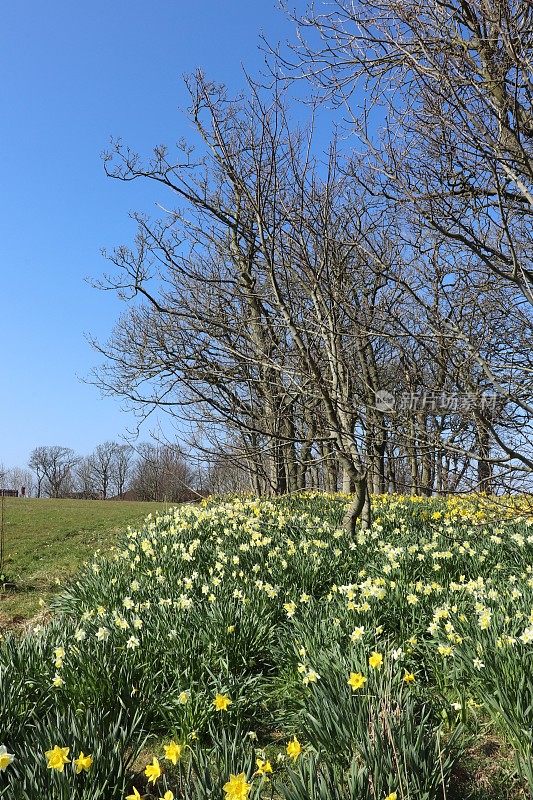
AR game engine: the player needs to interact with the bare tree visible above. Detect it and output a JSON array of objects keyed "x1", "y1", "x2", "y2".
[
  {"x1": 75, "y1": 456, "x2": 98, "y2": 499},
  {"x1": 28, "y1": 446, "x2": 79, "y2": 499},
  {"x1": 2, "y1": 467, "x2": 35, "y2": 497},
  {"x1": 280, "y1": 0, "x2": 533, "y2": 484},
  {"x1": 111, "y1": 443, "x2": 133, "y2": 499},
  {"x1": 92, "y1": 18, "x2": 532, "y2": 526},
  {"x1": 73, "y1": 442, "x2": 133, "y2": 499},
  {"x1": 28, "y1": 450, "x2": 46, "y2": 498},
  {"x1": 132, "y1": 443, "x2": 195, "y2": 502},
  {"x1": 95, "y1": 74, "x2": 389, "y2": 528},
  {"x1": 285, "y1": 0, "x2": 533, "y2": 301},
  {"x1": 88, "y1": 441, "x2": 118, "y2": 499}
]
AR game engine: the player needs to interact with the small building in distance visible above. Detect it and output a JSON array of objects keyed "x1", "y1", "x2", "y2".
[{"x1": 0, "y1": 489, "x2": 19, "y2": 497}]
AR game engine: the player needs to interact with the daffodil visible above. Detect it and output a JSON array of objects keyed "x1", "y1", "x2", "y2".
[
  {"x1": 347, "y1": 672, "x2": 367, "y2": 690},
  {"x1": 0, "y1": 746, "x2": 14, "y2": 771},
  {"x1": 223, "y1": 772, "x2": 251, "y2": 800},
  {"x1": 73, "y1": 751, "x2": 93, "y2": 773},
  {"x1": 126, "y1": 788, "x2": 142, "y2": 800},
  {"x1": 350, "y1": 626, "x2": 365, "y2": 641},
  {"x1": 369, "y1": 651, "x2": 383, "y2": 669},
  {"x1": 256, "y1": 757, "x2": 273, "y2": 775},
  {"x1": 438, "y1": 644, "x2": 453, "y2": 657},
  {"x1": 213, "y1": 692, "x2": 232, "y2": 711},
  {"x1": 286, "y1": 736, "x2": 301, "y2": 761},
  {"x1": 45, "y1": 745, "x2": 70, "y2": 772},
  {"x1": 302, "y1": 668, "x2": 320, "y2": 685},
  {"x1": 163, "y1": 740, "x2": 182, "y2": 765},
  {"x1": 144, "y1": 756, "x2": 161, "y2": 784},
  {"x1": 283, "y1": 601, "x2": 297, "y2": 618}
]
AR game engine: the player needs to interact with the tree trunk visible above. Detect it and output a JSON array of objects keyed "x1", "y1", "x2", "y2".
[
  {"x1": 342, "y1": 474, "x2": 370, "y2": 535},
  {"x1": 284, "y1": 442, "x2": 298, "y2": 493},
  {"x1": 362, "y1": 480, "x2": 372, "y2": 528},
  {"x1": 372, "y1": 431, "x2": 387, "y2": 494},
  {"x1": 342, "y1": 467, "x2": 354, "y2": 493},
  {"x1": 476, "y1": 422, "x2": 493, "y2": 493},
  {"x1": 408, "y1": 418, "x2": 419, "y2": 494},
  {"x1": 297, "y1": 438, "x2": 313, "y2": 489},
  {"x1": 419, "y1": 427, "x2": 433, "y2": 496},
  {"x1": 322, "y1": 440, "x2": 338, "y2": 492},
  {"x1": 272, "y1": 439, "x2": 287, "y2": 495}
]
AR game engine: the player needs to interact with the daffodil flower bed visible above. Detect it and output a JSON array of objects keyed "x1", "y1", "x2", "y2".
[{"x1": 1, "y1": 493, "x2": 532, "y2": 799}]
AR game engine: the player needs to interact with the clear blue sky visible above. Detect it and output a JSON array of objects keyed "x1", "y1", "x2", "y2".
[{"x1": 0, "y1": 0, "x2": 298, "y2": 468}]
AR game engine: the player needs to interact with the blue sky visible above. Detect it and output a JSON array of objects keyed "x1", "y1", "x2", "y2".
[{"x1": 0, "y1": 0, "x2": 298, "y2": 468}]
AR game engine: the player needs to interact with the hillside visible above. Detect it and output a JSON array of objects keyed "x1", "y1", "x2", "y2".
[{"x1": 1, "y1": 493, "x2": 532, "y2": 799}]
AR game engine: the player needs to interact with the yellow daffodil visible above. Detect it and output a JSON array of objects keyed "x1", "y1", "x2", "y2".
[
  {"x1": 286, "y1": 736, "x2": 301, "y2": 761},
  {"x1": 403, "y1": 671, "x2": 415, "y2": 684},
  {"x1": 347, "y1": 672, "x2": 367, "y2": 690},
  {"x1": 73, "y1": 751, "x2": 93, "y2": 773},
  {"x1": 144, "y1": 756, "x2": 161, "y2": 784},
  {"x1": 159, "y1": 792, "x2": 174, "y2": 800},
  {"x1": 213, "y1": 692, "x2": 232, "y2": 711},
  {"x1": 163, "y1": 741, "x2": 182, "y2": 765},
  {"x1": 283, "y1": 601, "x2": 297, "y2": 618},
  {"x1": 256, "y1": 757, "x2": 273, "y2": 775},
  {"x1": 223, "y1": 772, "x2": 251, "y2": 800},
  {"x1": 126, "y1": 788, "x2": 142, "y2": 800},
  {"x1": 369, "y1": 651, "x2": 383, "y2": 669},
  {"x1": 45, "y1": 745, "x2": 70, "y2": 772}
]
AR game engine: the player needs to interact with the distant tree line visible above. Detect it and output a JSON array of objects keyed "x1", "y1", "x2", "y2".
[{"x1": 1, "y1": 442, "x2": 198, "y2": 501}]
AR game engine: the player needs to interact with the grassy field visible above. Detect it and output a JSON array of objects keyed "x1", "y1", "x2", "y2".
[{"x1": 0, "y1": 497, "x2": 168, "y2": 624}]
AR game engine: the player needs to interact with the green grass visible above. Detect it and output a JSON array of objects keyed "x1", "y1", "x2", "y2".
[{"x1": 0, "y1": 497, "x2": 169, "y2": 624}]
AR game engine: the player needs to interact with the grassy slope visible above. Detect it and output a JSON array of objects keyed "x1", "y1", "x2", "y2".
[{"x1": 0, "y1": 497, "x2": 168, "y2": 624}]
